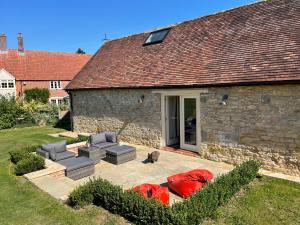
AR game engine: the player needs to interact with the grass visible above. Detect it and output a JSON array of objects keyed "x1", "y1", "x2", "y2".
[
  {"x1": 0, "y1": 126, "x2": 299, "y2": 225},
  {"x1": 203, "y1": 177, "x2": 300, "y2": 225},
  {"x1": 0, "y1": 126, "x2": 128, "y2": 225}
]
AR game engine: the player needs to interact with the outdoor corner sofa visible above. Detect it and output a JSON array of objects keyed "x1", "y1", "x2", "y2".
[
  {"x1": 36, "y1": 140, "x2": 76, "y2": 162},
  {"x1": 36, "y1": 140, "x2": 94, "y2": 180}
]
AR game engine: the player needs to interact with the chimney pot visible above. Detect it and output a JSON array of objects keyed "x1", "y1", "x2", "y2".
[
  {"x1": 0, "y1": 33, "x2": 7, "y2": 52},
  {"x1": 17, "y1": 33, "x2": 24, "y2": 54}
]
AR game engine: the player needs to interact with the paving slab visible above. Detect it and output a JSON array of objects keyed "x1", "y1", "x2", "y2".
[{"x1": 28, "y1": 142, "x2": 300, "y2": 205}]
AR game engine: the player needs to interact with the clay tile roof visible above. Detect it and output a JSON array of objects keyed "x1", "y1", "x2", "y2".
[
  {"x1": 66, "y1": 0, "x2": 300, "y2": 90},
  {"x1": 0, "y1": 49, "x2": 91, "y2": 81}
]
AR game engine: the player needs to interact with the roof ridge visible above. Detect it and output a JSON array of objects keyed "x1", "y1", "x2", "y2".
[
  {"x1": 104, "y1": 0, "x2": 274, "y2": 44},
  {"x1": 6, "y1": 48, "x2": 92, "y2": 56}
]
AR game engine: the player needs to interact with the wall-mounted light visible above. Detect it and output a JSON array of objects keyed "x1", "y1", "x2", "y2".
[
  {"x1": 138, "y1": 95, "x2": 145, "y2": 104},
  {"x1": 220, "y1": 94, "x2": 229, "y2": 105}
]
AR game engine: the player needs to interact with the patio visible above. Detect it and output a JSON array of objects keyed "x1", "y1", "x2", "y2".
[{"x1": 28, "y1": 143, "x2": 234, "y2": 204}]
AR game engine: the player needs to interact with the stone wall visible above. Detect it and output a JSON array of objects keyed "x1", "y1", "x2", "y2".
[
  {"x1": 71, "y1": 84, "x2": 300, "y2": 175},
  {"x1": 200, "y1": 84, "x2": 300, "y2": 176},
  {"x1": 71, "y1": 89, "x2": 162, "y2": 148}
]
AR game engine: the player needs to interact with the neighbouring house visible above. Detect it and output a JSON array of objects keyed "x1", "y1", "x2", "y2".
[
  {"x1": 0, "y1": 33, "x2": 91, "y2": 105},
  {"x1": 66, "y1": 0, "x2": 300, "y2": 175}
]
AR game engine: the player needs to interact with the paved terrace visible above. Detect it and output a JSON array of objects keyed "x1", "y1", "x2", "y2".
[{"x1": 26, "y1": 143, "x2": 234, "y2": 203}]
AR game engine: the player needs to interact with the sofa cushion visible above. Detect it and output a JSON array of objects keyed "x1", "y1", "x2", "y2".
[
  {"x1": 52, "y1": 141, "x2": 67, "y2": 153},
  {"x1": 105, "y1": 132, "x2": 117, "y2": 143},
  {"x1": 92, "y1": 142, "x2": 118, "y2": 149},
  {"x1": 58, "y1": 156, "x2": 94, "y2": 172},
  {"x1": 106, "y1": 145, "x2": 136, "y2": 156},
  {"x1": 49, "y1": 149, "x2": 57, "y2": 161},
  {"x1": 55, "y1": 151, "x2": 76, "y2": 161},
  {"x1": 90, "y1": 133, "x2": 106, "y2": 145},
  {"x1": 41, "y1": 143, "x2": 53, "y2": 152}
]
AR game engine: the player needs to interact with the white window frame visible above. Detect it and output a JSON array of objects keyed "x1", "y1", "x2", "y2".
[
  {"x1": 50, "y1": 81, "x2": 62, "y2": 90},
  {"x1": 50, "y1": 97, "x2": 64, "y2": 106},
  {"x1": 0, "y1": 79, "x2": 15, "y2": 89}
]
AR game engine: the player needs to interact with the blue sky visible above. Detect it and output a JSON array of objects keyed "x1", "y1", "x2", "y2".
[{"x1": 1, "y1": 0, "x2": 257, "y2": 54}]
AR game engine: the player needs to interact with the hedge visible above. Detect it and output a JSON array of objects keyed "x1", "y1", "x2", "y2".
[
  {"x1": 15, "y1": 154, "x2": 45, "y2": 175},
  {"x1": 9, "y1": 145, "x2": 40, "y2": 164},
  {"x1": 9, "y1": 137, "x2": 88, "y2": 175},
  {"x1": 68, "y1": 160, "x2": 260, "y2": 225},
  {"x1": 24, "y1": 88, "x2": 50, "y2": 103}
]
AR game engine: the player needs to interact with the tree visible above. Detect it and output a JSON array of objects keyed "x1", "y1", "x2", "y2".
[
  {"x1": 24, "y1": 88, "x2": 50, "y2": 103},
  {"x1": 76, "y1": 48, "x2": 86, "y2": 54}
]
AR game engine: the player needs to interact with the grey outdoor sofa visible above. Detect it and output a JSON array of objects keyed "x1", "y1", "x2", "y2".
[
  {"x1": 89, "y1": 132, "x2": 118, "y2": 150},
  {"x1": 36, "y1": 140, "x2": 76, "y2": 162}
]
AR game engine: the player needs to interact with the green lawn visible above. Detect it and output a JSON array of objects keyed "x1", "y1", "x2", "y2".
[
  {"x1": 0, "y1": 126, "x2": 299, "y2": 225},
  {"x1": 0, "y1": 126, "x2": 127, "y2": 225}
]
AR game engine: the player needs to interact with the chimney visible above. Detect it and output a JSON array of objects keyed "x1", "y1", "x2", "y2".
[
  {"x1": 0, "y1": 34, "x2": 7, "y2": 52},
  {"x1": 17, "y1": 33, "x2": 24, "y2": 54}
]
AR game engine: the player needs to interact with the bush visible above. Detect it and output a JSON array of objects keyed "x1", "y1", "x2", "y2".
[
  {"x1": 69, "y1": 178, "x2": 174, "y2": 224},
  {"x1": 24, "y1": 88, "x2": 50, "y2": 103},
  {"x1": 0, "y1": 96, "x2": 19, "y2": 129},
  {"x1": 67, "y1": 135, "x2": 89, "y2": 145},
  {"x1": 171, "y1": 160, "x2": 260, "y2": 225},
  {"x1": 15, "y1": 154, "x2": 45, "y2": 176},
  {"x1": 9, "y1": 145, "x2": 40, "y2": 164},
  {"x1": 68, "y1": 160, "x2": 260, "y2": 225}
]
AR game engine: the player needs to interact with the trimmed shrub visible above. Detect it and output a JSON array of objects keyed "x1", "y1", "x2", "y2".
[
  {"x1": 24, "y1": 88, "x2": 50, "y2": 103},
  {"x1": 66, "y1": 135, "x2": 89, "y2": 145},
  {"x1": 68, "y1": 160, "x2": 259, "y2": 225},
  {"x1": 9, "y1": 145, "x2": 40, "y2": 164},
  {"x1": 171, "y1": 160, "x2": 260, "y2": 225},
  {"x1": 15, "y1": 154, "x2": 45, "y2": 176},
  {"x1": 69, "y1": 178, "x2": 174, "y2": 224}
]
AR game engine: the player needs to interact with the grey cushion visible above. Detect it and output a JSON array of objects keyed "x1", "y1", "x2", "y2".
[
  {"x1": 92, "y1": 142, "x2": 118, "y2": 149},
  {"x1": 41, "y1": 141, "x2": 67, "y2": 153},
  {"x1": 55, "y1": 151, "x2": 76, "y2": 161},
  {"x1": 52, "y1": 141, "x2": 67, "y2": 153},
  {"x1": 49, "y1": 149, "x2": 57, "y2": 161},
  {"x1": 41, "y1": 143, "x2": 57, "y2": 160},
  {"x1": 41, "y1": 143, "x2": 53, "y2": 152},
  {"x1": 90, "y1": 133, "x2": 106, "y2": 145},
  {"x1": 58, "y1": 157, "x2": 94, "y2": 172},
  {"x1": 106, "y1": 145, "x2": 136, "y2": 156},
  {"x1": 105, "y1": 132, "x2": 117, "y2": 143}
]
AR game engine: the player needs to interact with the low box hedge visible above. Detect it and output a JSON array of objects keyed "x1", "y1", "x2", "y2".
[
  {"x1": 15, "y1": 154, "x2": 45, "y2": 176},
  {"x1": 68, "y1": 160, "x2": 259, "y2": 225},
  {"x1": 9, "y1": 145, "x2": 40, "y2": 164}
]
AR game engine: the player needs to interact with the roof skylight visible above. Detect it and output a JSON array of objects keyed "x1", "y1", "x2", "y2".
[{"x1": 144, "y1": 29, "x2": 171, "y2": 46}]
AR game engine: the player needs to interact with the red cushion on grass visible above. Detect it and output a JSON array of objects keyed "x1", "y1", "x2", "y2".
[
  {"x1": 133, "y1": 184, "x2": 169, "y2": 205},
  {"x1": 167, "y1": 169, "x2": 214, "y2": 198}
]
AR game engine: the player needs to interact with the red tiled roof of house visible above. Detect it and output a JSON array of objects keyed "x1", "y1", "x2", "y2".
[
  {"x1": 0, "y1": 49, "x2": 91, "y2": 81},
  {"x1": 66, "y1": 0, "x2": 300, "y2": 90}
]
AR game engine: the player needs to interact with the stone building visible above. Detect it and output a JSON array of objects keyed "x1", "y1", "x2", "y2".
[{"x1": 66, "y1": 0, "x2": 300, "y2": 175}]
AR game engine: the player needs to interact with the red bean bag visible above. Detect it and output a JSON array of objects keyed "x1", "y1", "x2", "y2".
[
  {"x1": 167, "y1": 169, "x2": 214, "y2": 198},
  {"x1": 133, "y1": 183, "x2": 169, "y2": 205}
]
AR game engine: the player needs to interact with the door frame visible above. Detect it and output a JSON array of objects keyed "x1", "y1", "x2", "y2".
[
  {"x1": 165, "y1": 96, "x2": 180, "y2": 146},
  {"x1": 156, "y1": 88, "x2": 207, "y2": 153},
  {"x1": 179, "y1": 95, "x2": 200, "y2": 152}
]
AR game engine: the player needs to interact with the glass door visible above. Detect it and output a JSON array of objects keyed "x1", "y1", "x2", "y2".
[{"x1": 180, "y1": 96, "x2": 200, "y2": 152}]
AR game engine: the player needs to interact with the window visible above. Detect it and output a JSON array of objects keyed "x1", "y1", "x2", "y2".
[
  {"x1": 50, "y1": 81, "x2": 62, "y2": 89},
  {"x1": 144, "y1": 28, "x2": 171, "y2": 46},
  {"x1": 8, "y1": 80, "x2": 14, "y2": 88},
  {"x1": 0, "y1": 80, "x2": 14, "y2": 89},
  {"x1": 50, "y1": 98, "x2": 64, "y2": 106}
]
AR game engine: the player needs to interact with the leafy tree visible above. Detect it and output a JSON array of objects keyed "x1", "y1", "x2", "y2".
[
  {"x1": 76, "y1": 48, "x2": 86, "y2": 54},
  {"x1": 24, "y1": 88, "x2": 50, "y2": 103}
]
